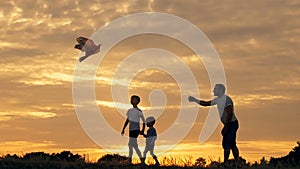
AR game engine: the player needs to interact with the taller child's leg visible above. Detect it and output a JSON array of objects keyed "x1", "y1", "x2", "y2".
[
  {"x1": 128, "y1": 146, "x2": 133, "y2": 158},
  {"x1": 129, "y1": 137, "x2": 143, "y2": 159},
  {"x1": 128, "y1": 137, "x2": 135, "y2": 161},
  {"x1": 133, "y1": 144, "x2": 142, "y2": 158}
]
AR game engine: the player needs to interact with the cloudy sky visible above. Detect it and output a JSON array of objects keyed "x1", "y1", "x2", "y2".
[{"x1": 1, "y1": 0, "x2": 299, "y2": 162}]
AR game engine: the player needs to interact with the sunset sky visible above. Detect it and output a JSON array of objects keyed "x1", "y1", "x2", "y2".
[{"x1": 1, "y1": 0, "x2": 300, "y2": 163}]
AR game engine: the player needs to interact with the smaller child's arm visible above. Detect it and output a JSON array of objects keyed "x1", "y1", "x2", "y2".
[
  {"x1": 140, "y1": 112, "x2": 146, "y2": 134},
  {"x1": 121, "y1": 119, "x2": 129, "y2": 136}
]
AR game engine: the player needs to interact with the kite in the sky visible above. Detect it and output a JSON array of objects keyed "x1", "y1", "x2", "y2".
[{"x1": 74, "y1": 37, "x2": 101, "y2": 62}]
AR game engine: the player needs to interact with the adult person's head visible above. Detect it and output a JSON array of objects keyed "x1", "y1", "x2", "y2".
[{"x1": 213, "y1": 84, "x2": 226, "y2": 97}]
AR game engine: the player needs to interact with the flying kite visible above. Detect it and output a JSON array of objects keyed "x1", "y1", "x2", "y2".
[{"x1": 74, "y1": 37, "x2": 101, "y2": 62}]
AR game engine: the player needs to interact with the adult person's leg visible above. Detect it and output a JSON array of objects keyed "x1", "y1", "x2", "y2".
[{"x1": 231, "y1": 120, "x2": 240, "y2": 166}]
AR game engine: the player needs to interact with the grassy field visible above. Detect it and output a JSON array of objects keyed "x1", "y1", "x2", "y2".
[
  {"x1": 0, "y1": 152, "x2": 300, "y2": 169},
  {"x1": 0, "y1": 142, "x2": 299, "y2": 169}
]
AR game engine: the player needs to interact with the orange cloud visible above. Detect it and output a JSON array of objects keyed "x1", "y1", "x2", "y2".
[{"x1": 0, "y1": 111, "x2": 56, "y2": 121}]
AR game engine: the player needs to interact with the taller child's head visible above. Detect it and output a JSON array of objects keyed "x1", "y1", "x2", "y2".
[{"x1": 130, "y1": 95, "x2": 140, "y2": 106}]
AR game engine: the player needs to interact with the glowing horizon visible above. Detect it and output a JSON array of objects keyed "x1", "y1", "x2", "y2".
[{"x1": 0, "y1": 140, "x2": 297, "y2": 163}]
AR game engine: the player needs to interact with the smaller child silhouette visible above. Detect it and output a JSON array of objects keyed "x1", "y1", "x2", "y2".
[{"x1": 142, "y1": 116, "x2": 159, "y2": 165}]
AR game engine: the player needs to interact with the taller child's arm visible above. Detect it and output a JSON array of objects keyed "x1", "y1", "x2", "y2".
[
  {"x1": 140, "y1": 115, "x2": 146, "y2": 134},
  {"x1": 121, "y1": 119, "x2": 129, "y2": 135}
]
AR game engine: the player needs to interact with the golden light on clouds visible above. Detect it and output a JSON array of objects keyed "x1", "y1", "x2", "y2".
[
  {"x1": 233, "y1": 94, "x2": 292, "y2": 106},
  {"x1": 116, "y1": 2, "x2": 130, "y2": 13},
  {"x1": 0, "y1": 141, "x2": 57, "y2": 153},
  {"x1": 0, "y1": 40, "x2": 32, "y2": 49},
  {"x1": 96, "y1": 100, "x2": 185, "y2": 112},
  {"x1": 0, "y1": 111, "x2": 56, "y2": 121}
]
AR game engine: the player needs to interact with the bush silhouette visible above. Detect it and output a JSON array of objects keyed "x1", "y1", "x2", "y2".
[
  {"x1": 97, "y1": 154, "x2": 128, "y2": 164},
  {"x1": 194, "y1": 157, "x2": 206, "y2": 167},
  {"x1": 270, "y1": 141, "x2": 300, "y2": 167}
]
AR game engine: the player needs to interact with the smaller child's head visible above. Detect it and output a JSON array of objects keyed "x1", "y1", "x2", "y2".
[
  {"x1": 146, "y1": 116, "x2": 156, "y2": 127},
  {"x1": 130, "y1": 95, "x2": 140, "y2": 106}
]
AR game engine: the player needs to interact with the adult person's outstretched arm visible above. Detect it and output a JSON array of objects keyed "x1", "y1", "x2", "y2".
[{"x1": 188, "y1": 96, "x2": 214, "y2": 106}]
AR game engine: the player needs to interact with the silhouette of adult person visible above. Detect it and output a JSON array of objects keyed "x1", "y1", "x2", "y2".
[{"x1": 188, "y1": 84, "x2": 241, "y2": 167}]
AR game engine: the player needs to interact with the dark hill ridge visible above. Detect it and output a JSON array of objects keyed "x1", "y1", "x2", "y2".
[{"x1": 0, "y1": 142, "x2": 299, "y2": 169}]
